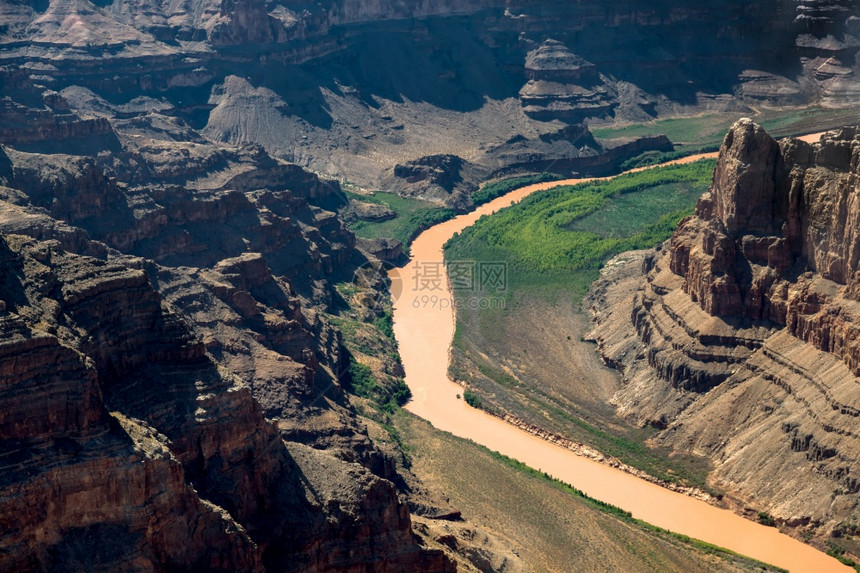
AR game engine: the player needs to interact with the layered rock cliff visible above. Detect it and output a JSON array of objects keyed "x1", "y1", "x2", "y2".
[
  {"x1": 2, "y1": 0, "x2": 858, "y2": 204},
  {"x1": 589, "y1": 120, "x2": 860, "y2": 535},
  {"x1": 0, "y1": 233, "x2": 454, "y2": 571},
  {"x1": 0, "y1": 30, "x2": 462, "y2": 569},
  {"x1": 3, "y1": 0, "x2": 860, "y2": 566}
]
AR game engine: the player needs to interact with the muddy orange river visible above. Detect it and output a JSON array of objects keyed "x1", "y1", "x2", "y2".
[{"x1": 390, "y1": 139, "x2": 851, "y2": 572}]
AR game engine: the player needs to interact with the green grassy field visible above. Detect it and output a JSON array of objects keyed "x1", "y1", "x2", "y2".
[
  {"x1": 445, "y1": 158, "x2": 715, "y2": 298},
  {"x1": 592, "y1": 114, "x2": 736, "y2": 147},
  {"x1": 568, "y1": 180, "x2": 708, "y2": 237},
  {"x1": 592, "y1": 106, "x2": 860, "y2": 152},
  {"x1": 757, "y1": 106, "x2": 860, "y2": 137},
  {"x1": 443, "y1": 159, "x2": 718, "y2": 490}
]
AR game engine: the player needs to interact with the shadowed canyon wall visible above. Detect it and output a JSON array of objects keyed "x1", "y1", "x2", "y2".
[{"x1": 3, "y1": 0, "x2": 860, "y2": 568}]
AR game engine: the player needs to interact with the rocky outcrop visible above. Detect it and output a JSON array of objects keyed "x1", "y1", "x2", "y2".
[
  {"x1": 0, "y1": 98, "x2": 114, "y2": 147},
  {"x1": 390, "y1": 154, "x2": 489, "y2": 206},
  {"x1": 0, "y1": 71, "x2": 119, "y2": 150},
  {"x1": 0, "y1": 233, "x2": 454, "y2": 572},
  {"x1": 671, "y1": 121, "x2": 860, "y2": 339},
  {"x1": 1, "y1": 135, "x2": 352, "y2": 283},
  {"x1": 344, "y1": 199, "x2": 396, "y2": 222},
  {"x1": 2, "y1": 0, "x2": 856, "y2": 203},
  {"x1": 488, "y1": 131, "x2": 671, "y2": 176},
  {"x1": 589, "y1": 120, "x2": 860, "y2": 534},
  {"x1": 519, "y1": 39, "x2": 616, "y2": 122},
  {"x1": 356, "y1": 237, "x2": 405, "y2": 262},
  {"x1": 736, "y1": 70, "x2": 806, "y2": 107},
  {"x1": 0, "y1": 44, "x2": 459, "y2": 568},
  {"x1": 0, "y1": 235, "x2": 252, "y2": 571},
  {"x1": 793, "y1": 0, "x2": 860, "y2": 105}
]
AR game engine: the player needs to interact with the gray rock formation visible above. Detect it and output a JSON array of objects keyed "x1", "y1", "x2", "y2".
[
  {"x1": 3, "y1": 0, "x2": 855, "y2": 205},
  {"x1": 520, "y1": 39, "x2": 615, "y2": 122}
]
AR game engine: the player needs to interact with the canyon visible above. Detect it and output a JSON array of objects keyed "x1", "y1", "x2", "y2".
[
  {"x1": 389, "y1": 187, "x2": 852, "y2": 570},
  {"x1": 590, "y1": 120, "x2": 860, "y2": 538},
  {"x1": 2, "y1": 0, "x2": 860, "y2": 571},
  {"x1": 3, "y1": 0, "x2": 860, "y2": 203},
  {"x1": 0, "y1": 231, "x2": 453, "y2": 571}
]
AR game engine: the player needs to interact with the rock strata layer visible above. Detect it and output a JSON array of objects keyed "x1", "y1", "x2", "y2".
[
  {"x1": 0, "y1": 234, "x2": 454, "y2": 572},
  {"x1": 3, "y1": 1, "x2": 858, "y2": 205},
  {"x1": 589, "y1": 120, "x2": 860, "y2": 534}
]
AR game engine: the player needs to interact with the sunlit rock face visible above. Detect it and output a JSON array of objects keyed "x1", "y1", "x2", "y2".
[
  {"x1": 589, "y1": 121, "x2": 860, "y2": 534},
  {"x1": 2, "y1": 0, "x2": 860, "y2": 566}
]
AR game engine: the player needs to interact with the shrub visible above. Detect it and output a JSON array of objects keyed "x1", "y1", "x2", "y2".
[
  {"x1": 346, "y1": 362, "x2": 377, "y2": 399},
  {"x1": 463, "y1": 389, "x2": 483, "y2": 409},
  {"x1": 473, "y1": 173, "x2": 563, "y2": 206},
  {"x1": 373, "y1": 311, "x2": 395, "y2": 340},
  {"x1": 345, "y1": 360, "x2": 411, "y2": 413}
]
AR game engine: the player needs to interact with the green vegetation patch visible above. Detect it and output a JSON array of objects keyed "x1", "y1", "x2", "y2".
[
  {"x1": 373, "y1": 308, "x2": 395, "y2": 339},
  {"x1": 568, "y1": 181, "x2": 709, "y2": 237},
  {"x1": 826, "y1": 542, "x2": 860, "y2": 572},
  {"x1": 462, "y1": 389, "x2": 484, "y2": 410},
  {"x1": 344, "y1": 190, "x2": 455, "y2": 249},
  {"x1": 329, "y1": 280, "x2": 413, "y2": 457},
  {"x1": 472, "y1": 173, "x2": 563, "y2": 206},
  {"x1": 345, "y1": 358, "x2": 411, "y2": 414},
  {"x1": 592, "y1": 114, "x2": 737, "y2": 147},
  {"x1": 445, "y1": 159, "x2": 715, "y2": 299},
  {"x1": 618, "y1": 145, "x2": 720, "y2": 171},
  {"x1": 592, "y1": 107, "x2": 860, "y2": 157}
]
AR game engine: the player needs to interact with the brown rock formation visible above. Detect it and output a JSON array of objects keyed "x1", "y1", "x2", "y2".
[
  {"x1": 390, "y1": 154, "x2": 490, "y2": 207},
  {"x1": 4, "y1": 0, "x2": 855, "y2": 204},
  {"x1": 589, "y1": 120, "x2": 860, "y2": 533},
  {"x1": 519, "y1": 39, "x2": 616, "y2": 122},
  {"x1": 6, "y1": 0, "x2": 860, "y2": 566},
  {"x1": 0, "y1": 233, "x2": 454, "y2": 572},
  {"x1": 0, "y1": 46, "x2": 465, "y2": 568}
]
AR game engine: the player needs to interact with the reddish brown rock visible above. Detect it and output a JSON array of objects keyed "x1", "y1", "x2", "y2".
[
  {"x1": 0, "y1": 233, "x2": 454, "y2": 572},
  {"x1": 705, "y1": 118, "x2": 782, "y2": 235},
  {"x1": 671, "y1": 121, "x2": 860, "y2": 371},
  {"x1": 589, "y1": 120, "x2": 860, "y2": 535}
]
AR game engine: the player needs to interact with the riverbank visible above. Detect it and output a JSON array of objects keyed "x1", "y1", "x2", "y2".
[
  {"x1": 397, "y1": 409, "x2": 786, "y2": 572},
  {"x1": 389, "y1": 136, "x2": 851, "y2": 572},
  {"x1": 444, "y1": 156, "x2": 720, "y2": 490}
]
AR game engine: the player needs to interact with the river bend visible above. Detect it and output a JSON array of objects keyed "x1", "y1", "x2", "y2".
[{"x1": 390, "y1": 147, "x2": 849, "y2": 572}]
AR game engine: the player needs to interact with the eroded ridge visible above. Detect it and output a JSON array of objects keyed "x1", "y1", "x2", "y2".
[
  {"x1": 0, "y1": 234, "x2": 453, "y2": 572},
  {"x1": 589, "y1": 120, "x2": 860, "y2": 534}
]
